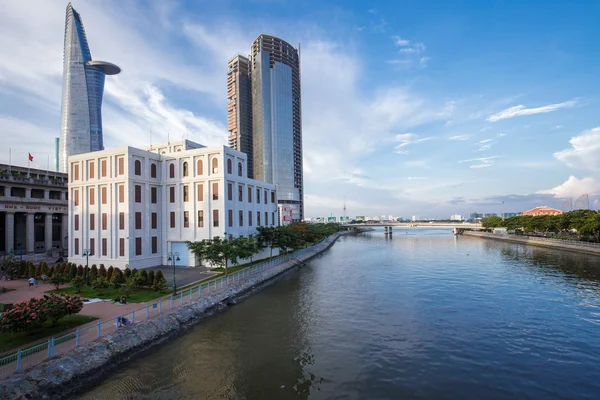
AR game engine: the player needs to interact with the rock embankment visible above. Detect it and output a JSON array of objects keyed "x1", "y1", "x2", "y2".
[{"x1": 0, "y1": 231, "x2": 357, "y2": 400}]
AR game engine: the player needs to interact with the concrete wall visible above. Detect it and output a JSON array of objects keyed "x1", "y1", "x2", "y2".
[
  {"x1": 0, "y1": 231, "x2": 354, "y2": 400},
  {"x1": 462, "y1": 231, "x2": 600, "y2": 257}
]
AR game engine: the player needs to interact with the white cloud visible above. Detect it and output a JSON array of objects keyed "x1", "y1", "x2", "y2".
[
  {"x1": 487, "y1": 99, "x2": 578, "y2": 122},
  {"x1": 554, "y1": 127, "x2": 600, "y2": 171},
  {"x1": 392, "y1": 36, "x2": 411, "y2": 46},
  {"x1": 459, "y1": 156, "x2": 501, "y2": 169},
  {"x1": 538, "y1": 176, "x2": 600, "y2": 198},
  {"x1": 394, "y1": 133, "x2": 433, "y2": 154},
  {"x1": 477, "y1": 138, "x2": 495, "y2": 151},
  {"x1": 449, "y1": 135, "x2": 470, "y2": 141}
]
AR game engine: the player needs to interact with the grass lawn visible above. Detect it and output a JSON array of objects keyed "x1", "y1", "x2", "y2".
[
  {"x1": 47, "y1": 286, "x2": 168, "y2": 303},
  {"x1": 0, "y1": 314, "x2": 98, "y2": 354}
]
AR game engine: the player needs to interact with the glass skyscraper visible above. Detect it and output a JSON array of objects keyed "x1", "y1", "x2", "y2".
[
  {"x1": 58, "y1": 3, "x2": 120, "y2": 173},
  {"x1": 229, "y1": 35, "x2": 303, "y2": 222}
]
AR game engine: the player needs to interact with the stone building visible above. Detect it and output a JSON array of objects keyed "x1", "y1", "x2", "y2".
[
  {"x1": 67, "y1": 140, "x2": 278, "y2": 269},
  {"x1": 0, "y1": 164, "x2": 68, "y2": 257},
  {"x1": 522, "y1": 206, "x2": 563, "y2": 216}
]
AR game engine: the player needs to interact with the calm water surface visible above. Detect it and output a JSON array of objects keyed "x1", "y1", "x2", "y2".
[{"x1": 78, "y1": 229, "x2": 600, "y2": 399}]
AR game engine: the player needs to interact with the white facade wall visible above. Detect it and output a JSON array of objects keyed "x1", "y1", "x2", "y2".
[{"x1": 68, "y1": 141, "x2": 278, "y2": 269}]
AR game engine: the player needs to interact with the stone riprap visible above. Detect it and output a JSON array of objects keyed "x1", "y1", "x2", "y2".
[
  {"x1": 462, "y1": 231, "x2": 600, "y2": 256},
  {"x1": 0, "y1": 231, "x2": 356, "y2": 400}
]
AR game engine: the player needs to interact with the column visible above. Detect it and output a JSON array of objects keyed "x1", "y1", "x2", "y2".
[
  {"x1": 44, "y1": 190, "x2": 50, "y2": 200},
  {"x1": 61, "y1": 213, "x2": 68, "y2": 254},
  {"x1": 25, "y1": 188, "x2": 32, "y2": 199},
  {"x1": 5, "y1": 212, "x2": 14, "y2": 254},
  {"x1": 45, "y1": 213, "x2": 53, "y2": 252},
  {"x1": 26, "y1": 213, "x2": 34, "y2": 253}
]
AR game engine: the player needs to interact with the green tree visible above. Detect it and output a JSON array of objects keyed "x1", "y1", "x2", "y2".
[
  {"x1": 120, "y1": 276, "x2": 137, "y2": 299},
  {"x1": 578, "y1": 213, "x2": 600, "y2": 242},
  {"x1": 124, "y1": 268, "x2": 132, "y2": 280},
  {"x1": 111, "y1": 268, "x2": 125, "y2": 288},
  {"x1": 90, "y1": 265, "x2": 99, "y2": 282},
  {"x1": 99, "y1": 265, "x2": 107, "y2": 278},
  {"x1": 69, "y1": 264, "x2": 78, "y2": 280},
  {"x1": 92, "y1": 276, "x2": 109, "y2": 296},
  {"x1": 107, "y1": 266, "x2": 114, "y2": 281},
  {"x1": 70, "y1": 275, "x2": 85, "y2": 293},
  {"x1": 50, "y1": 274, "x2": 67, "y2": 290},
  {"x1": 0, "y1": 254, "x2": 19, "y2": 280},
  {"x1": 187, "y1": 239, "x2": 209, "y2": 266},
  {"x1": 481, "y1": 216, "x2": 503, "y2": 228},
  {"x1": 139, "y1": 269, "x2": 149, "y2": 287},
  {"x1": 199, "y1": 236, "x2": 246, "y2": 277},
  {"x1": 147, "y1": 270, "x2": 155, "y2": 287},
  {"x1": 256, "y1": 226, "x2": 278, "y2": 258}
]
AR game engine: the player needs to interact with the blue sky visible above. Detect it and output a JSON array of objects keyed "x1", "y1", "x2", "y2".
[{"x1": 1, "y1": 0, "x2": 599, "y2": 218}]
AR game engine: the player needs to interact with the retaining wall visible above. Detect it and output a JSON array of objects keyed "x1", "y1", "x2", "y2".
[
  {"x1": 0, "y1": 231, "x2": 356, "y2": 400},
  {"x1": 462, "y1": 231, "x2": 600, "y2": 256}
]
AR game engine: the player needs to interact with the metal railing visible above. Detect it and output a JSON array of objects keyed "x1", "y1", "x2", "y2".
[{"x1": 0, "y1": 235, "x2": 337, "y2": 379}]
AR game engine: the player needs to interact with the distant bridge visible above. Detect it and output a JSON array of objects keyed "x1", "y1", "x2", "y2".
[{"x1": 344, "y1": 222, "x2": 482, "y2": 229}]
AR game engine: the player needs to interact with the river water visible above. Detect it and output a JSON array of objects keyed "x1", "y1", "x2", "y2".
[{"x1": 78, "y1": 229, "x2": 600, "y2": 399}]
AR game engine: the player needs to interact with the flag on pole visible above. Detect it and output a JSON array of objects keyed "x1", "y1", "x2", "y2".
[{"x1": 28, "y1": 153, "x2": 34, "y2": 162}]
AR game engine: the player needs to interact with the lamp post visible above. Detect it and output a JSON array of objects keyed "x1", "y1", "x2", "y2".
[
  {"x1": 167, "y1": 252, "x2": 180, "y2": 296},
  {"x1": 82, "y1": 249, "x2": 91, "y2": 285}
]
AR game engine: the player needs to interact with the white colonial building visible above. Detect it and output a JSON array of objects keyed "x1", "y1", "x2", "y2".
[{"x1": 67, "y1": 140, "x2": 278, "y2": 269}]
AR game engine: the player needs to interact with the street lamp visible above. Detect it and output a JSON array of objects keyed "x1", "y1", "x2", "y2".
[
  {"x1": 167, "y1": 251, "x2": 180, "y2": 296},
  {"x1": 82, "y1": 248, "x2": 91, "y2": 285}
]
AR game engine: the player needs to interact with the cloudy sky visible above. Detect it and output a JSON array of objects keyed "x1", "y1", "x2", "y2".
[{"x1": 1, "y1": 0, "x2": 599, "y2": 219}]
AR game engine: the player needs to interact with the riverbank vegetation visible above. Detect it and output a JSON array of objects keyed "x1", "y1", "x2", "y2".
[
  {"x1": 481, "y1": 210, "x2": 600, "y2": 241},
  {"x1": 187, "y1": 223, "x2": 340, "y2": 276}
]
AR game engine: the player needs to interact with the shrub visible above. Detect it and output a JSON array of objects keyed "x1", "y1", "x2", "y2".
[
  {"x1": 154, "y1": 277, "x2": 167, "y2": 292},
  {"x1": 28, "y1": 262, "x2": 36, "y2": 278},
  {"x1": 140, "y1": 269, "x2": 149, "y2": 287},
  {"x1": 147, "y1": 270, "x2": 155, "y2": 288},
  {"x1": 69, "y1": 264, "x2": 78, "y2": 280},
  {"x1": 120, "y1": 276, "x2": 137, "y2": 299},
  {"x1": 77, "y1": 265, "x2": 84, "y2": 277},
  {"x1": 71, "y1": 276, "x2": 85, "y2": 293},
  {"x1": 35, "y1": 264, "x2": 42, "y2": 278},
  {"x1": 90, "y1": 265, "x2": 99, "y2": 282},
  {"x1": 111, "y1": 268, "x2": 125, "y2": 288},
  {"x1": 124, "y1": 268, "x2": 132, "y2": 279},
  {"x1": 0, "y1": 294, "x2": 83, "y2": 333},
  {"x1": 107, "y1": 266, "x2": 114, "y2": 281},
  {"x1": 92, "y1": 276, "x2": 109, "y2": 296},
  {"x1": 50, "y1": 274, "x2": 67, "y2": 290},
  {"x1": 18, "y1": 261, "x2": 28, "y2": 278},
  {"x1": 131, "y1": 268, "x2": 138, "y2": 277},
  {"x1": 153, "y1": 270, "x2": 166, "y2": 291},
  {"x1": 41, "y1": 262, "x2": 50, "y2": 276},
  {"x1": 99, "y1": 265, "x2": 107, "y2": 278}
]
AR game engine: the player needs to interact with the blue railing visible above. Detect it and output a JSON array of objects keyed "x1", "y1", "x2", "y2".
[{"x1": 0, "y1": 235, "x2": 337, "y2": 378}]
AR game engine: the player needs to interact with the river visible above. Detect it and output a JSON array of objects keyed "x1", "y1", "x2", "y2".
[{"x1": 78, "y1": 229, "x2": 600, "y2": 399}]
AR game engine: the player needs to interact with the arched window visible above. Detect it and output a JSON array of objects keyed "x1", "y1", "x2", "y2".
[
  {"x1": 183, "y1": 162, "x2": 189, "y2": 177},
  {"x1": 169, "y1": 163, "x2": 175, "y2": 178},
  {"x1": 134, "y1": 160, "x2": 141, "y2": 176},
  {"x1": 227, "y1": 158, "x2": 232, "y2": 174},
  {"x1": 150, "y1": 163, "x2": 157, "y2": 178},
  {"x1": 197, "y1": 159, "x2": 203, "y2": 175},
  {"x1": 238, "y1": 162, "x2": 243, "y2": 177},
  {"x1": 212, "y1": 158, "x2": 218, "y2": 174},
  {"x1": 161, "y1": 151, "x2": 166, "y2": 155}
]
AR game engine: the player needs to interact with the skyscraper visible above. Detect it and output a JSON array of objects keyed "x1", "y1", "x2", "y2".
[
  {"x1": 227, "y1": 55, "x2": 254, "y2": 178},
  {"x1": 58, "y1": 3, "x2": 120, "y2": 173},
  {"x1": 251, "y1": 35, "x2": 304, "y2": 221}
]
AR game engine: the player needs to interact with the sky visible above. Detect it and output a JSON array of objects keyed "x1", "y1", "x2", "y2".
[{"x1": 1, "y1": 0, "x2": 599, "y2": 219}]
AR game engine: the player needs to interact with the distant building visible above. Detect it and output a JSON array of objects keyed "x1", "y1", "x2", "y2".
[
  {"x1": 59, "y1": 3, "x2": 120, "y2": 172},
  {"x1": 484, "y1": 213, "x2": 498, "y2": 218},
  {"x1": 411, "y1": 215, "x2": 418, "y2": 222},
  {"x1": 450, "y1": 214, "x2": 464, "y2": 221},
  {"x1": 67, "y1": 140, "x2": 277, "y2": 269},
  {"x1": 470, "y1": 212, "x2": 483, "y2": 220},
  {"x1": 503, "y1": 212, "x2": 521, "y2": 218},
  {"x1": 522, "y1": 206, "x2": 563, "y2": 216},
  {"x1": 227, "y1": 55, "x2": 253, "y2": 178},
  {"x1": 1, "y1": 164, "x2": 68, "y2": 256}
]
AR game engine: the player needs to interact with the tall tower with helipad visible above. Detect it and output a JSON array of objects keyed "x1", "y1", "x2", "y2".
[{"x1": 58, "y1": 2, "x2": 120, "y2": 173}]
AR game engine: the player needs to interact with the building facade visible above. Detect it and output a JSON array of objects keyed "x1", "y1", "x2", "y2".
[
  {"x1": 0, "y1": 164, "x2": 68, "y2": 257},
  {"x1": 522, "y1": 206, "x2": 563, "y2": 216},
  {"x1": 67, "y1": 140, "x2": 278, "y2": 269},
  {"x1": 227, "y1": 55, "x2": 254, "y2": 179},
  {"x1": 58, "y1": 3, "x2": 121, "y2": 173}
]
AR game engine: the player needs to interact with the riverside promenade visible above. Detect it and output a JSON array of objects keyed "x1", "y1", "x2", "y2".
[
  {"x1": 0, "y1": 231, "x2": 357, "y2": 400},
  {"x1": 462, "y1": 231, "x2": 600, "y2": 256}
]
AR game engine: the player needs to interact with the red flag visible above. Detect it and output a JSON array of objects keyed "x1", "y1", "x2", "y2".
[{"x1": 28, "y1": 153, "x2": 33, "y2": 162}]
